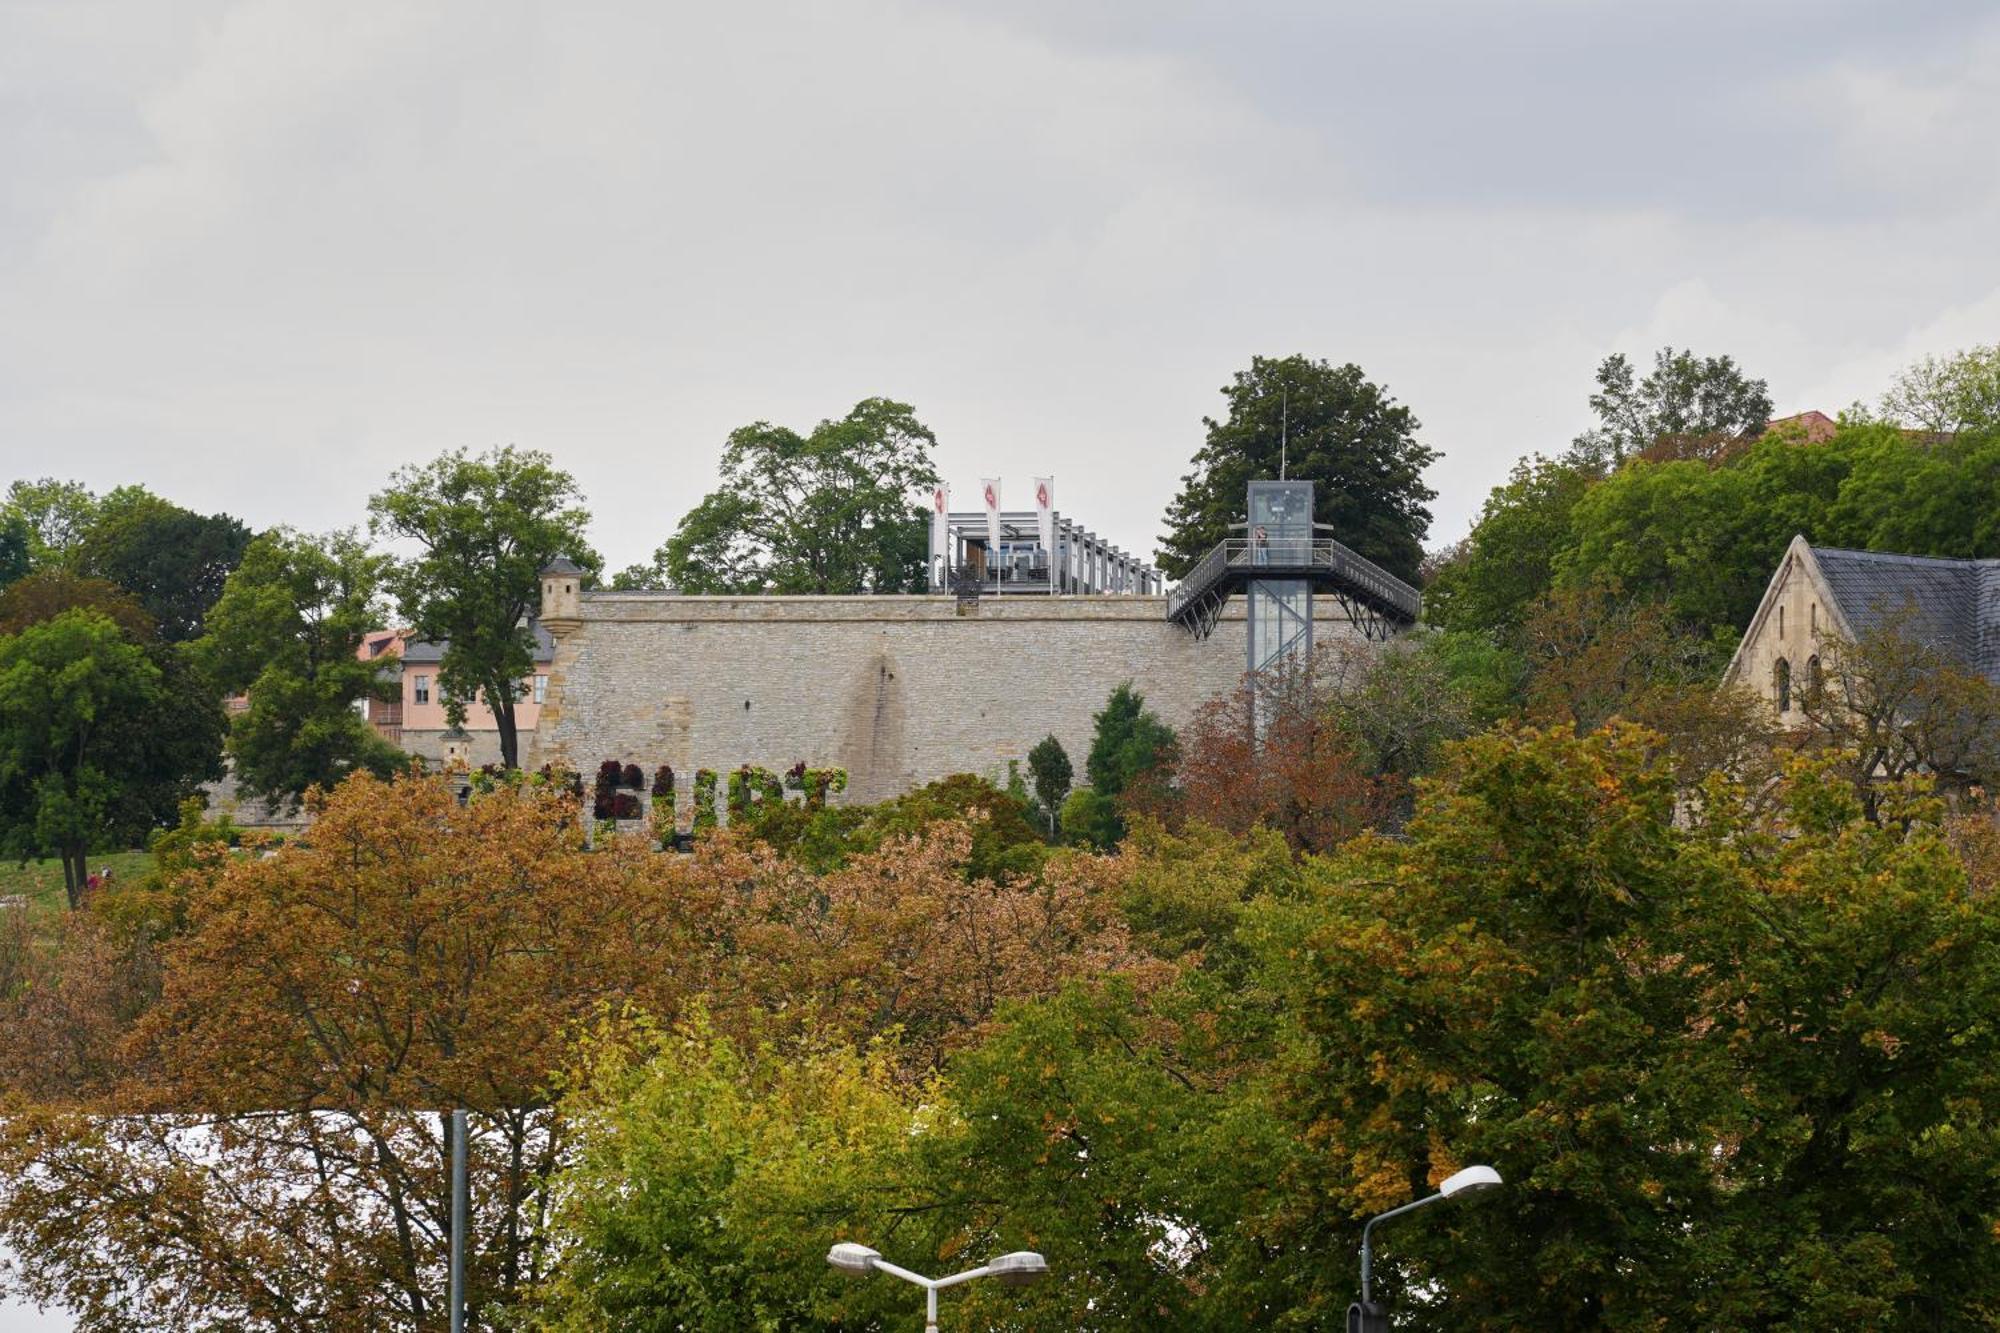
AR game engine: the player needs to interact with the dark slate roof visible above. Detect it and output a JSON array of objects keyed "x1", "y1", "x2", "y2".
[
  {"x1": 1811, "y1": 546, "x2": 2000, "y2": 680},
  {"x1": 395, "y1": 620, "x2": 555, "y2": 665},
  {"x1": 541, "y1": 556, "x2": 584, "y2": 575}
]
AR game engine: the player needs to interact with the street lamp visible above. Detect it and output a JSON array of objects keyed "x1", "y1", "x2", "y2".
[
  {"x1": 1349, "y1": 1164, "x2": 1503, "y2": 1333},
  {"x1": 828, "y1": 1242, "x2": 1049, "y2": 1332}
]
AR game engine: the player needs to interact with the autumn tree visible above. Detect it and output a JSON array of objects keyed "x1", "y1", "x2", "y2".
[
  {"x1": 369, "y1": 446, "x2": 599, "y2": 767},
  {"x1": 0, "y1": 773, "x2": 696, "y2": 1330},
  {"x1": 1791, "y1": 616, "x2": 2000, "y2": 817},
  {"x1": 660, "y1": 398, "x2": 940, "y2": 594},
  {"x1": 0, "y1": 569, "x2": 155, "y2": 641},
  {"x1": 1158, "y1": 355, "x2": 1437, "y2": 584},
  {"x1": 1173, "y1": 659, "x2": 1398, "y2": 853},
  {"x1": 198, "y1": 528, "x2": 406, "y2": 810}
]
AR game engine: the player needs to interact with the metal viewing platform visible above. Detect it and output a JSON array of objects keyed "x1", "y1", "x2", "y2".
[{"x1": 1165, "y1": 535, "x2": 1423, "y2": 643}]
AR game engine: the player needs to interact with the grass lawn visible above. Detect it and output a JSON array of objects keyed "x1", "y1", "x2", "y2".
[{"x1": 0, "y1": 850, "x2": 155, "y2": 918}]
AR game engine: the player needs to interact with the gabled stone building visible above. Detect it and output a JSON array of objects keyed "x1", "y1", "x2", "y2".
[{"x1": 1723, "y1": 534, "x2": 2000, "y2": 721}]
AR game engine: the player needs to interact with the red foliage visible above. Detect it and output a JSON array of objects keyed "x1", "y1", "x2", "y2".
[{"x1": 1171, "y1": 662, "x2": 1401, "y2": 854}]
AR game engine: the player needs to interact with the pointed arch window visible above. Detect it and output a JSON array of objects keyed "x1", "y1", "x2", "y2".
[
  {"x1": 1774, "y1": 658, "x2": 1792, "y2": 714},
  {"x1": 1807, "y1": 654, "x2": 1823, "y2": 700}
]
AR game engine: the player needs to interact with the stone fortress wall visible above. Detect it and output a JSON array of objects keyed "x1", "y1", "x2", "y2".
[{"x1": 532, "y1": 584, "x2": 1380, "y2": 808}]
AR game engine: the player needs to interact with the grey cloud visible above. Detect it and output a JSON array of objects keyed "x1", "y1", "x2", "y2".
[{"x1": 0, "y1": 0, "x2": 1997, "y2": 584}]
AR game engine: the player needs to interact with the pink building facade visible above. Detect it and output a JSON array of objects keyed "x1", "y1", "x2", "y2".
[{"x1": 360, "y1": 624, "x2": 556, "y2": 767}]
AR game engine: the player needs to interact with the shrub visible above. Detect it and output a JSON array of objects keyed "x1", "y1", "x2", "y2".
[
  {"x1": 784, "y1": 763, "x2": 849, "y2": 810},
  {"x1": 692, "y1": 770, "x2": 719, "y2": 834},
  {"x1": 621, "y1": 763, "x2": 644, "y2": 790}
]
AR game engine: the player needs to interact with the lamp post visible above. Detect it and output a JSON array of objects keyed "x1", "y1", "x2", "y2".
[
  {"x1": 1349, "y1": 1164, "x2": 1502, "y2": 1333},
  {"x1": 827, "y1": 1243, "x2": 1048, "y2": 1332}
]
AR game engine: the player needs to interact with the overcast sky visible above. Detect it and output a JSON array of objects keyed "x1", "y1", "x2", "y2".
[{"x1": 5, "y1": 0, "x2": 2000, "y2": 582}]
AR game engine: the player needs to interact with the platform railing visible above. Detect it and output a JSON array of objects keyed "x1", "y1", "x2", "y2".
[{"x1": 1165, "y1": 537, "x2": 1422, "y2": 623}]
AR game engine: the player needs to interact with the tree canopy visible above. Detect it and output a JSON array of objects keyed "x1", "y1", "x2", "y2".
[
  {"x1": 0, "y1": 610, "x2": 222, "y2": 906},
  {"x1": 660, "y1": 397, "x2": 940, "y2": 594},
  {"x1": 1570, "y1": 346, "x2": 1773, "y2": 467},
  {"x1": 1157, "y1": 355, "x2": 1438, "y2": 584},
  {"x1": 197, "y1": 529, "x2": 407, "y2": 809},
  {"x1": 2, "y1": 478, "x2": 100, "y2": 568},
  {"x1": 1061, "y1": 682, "x2": 1176, "y2": 849},
  {"x1": 1430, "y1": 413, "x2": 2000, "y2": 648},
  {"x1": 74, "y1": 487, "x2": 251, "y2": 642},
  {"x1": 1872, "y1": 342, "x2": 2000, "y2": 437},
  {"x1": 368, "y1": 445, "x2": 598, "y2": 767}
]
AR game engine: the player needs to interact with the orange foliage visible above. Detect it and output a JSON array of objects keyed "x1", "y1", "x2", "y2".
[{"x1": 1169, "y1": 661, "x2": 1401, "y2": 854}]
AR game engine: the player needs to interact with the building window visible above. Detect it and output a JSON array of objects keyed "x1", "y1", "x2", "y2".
[
  {"x1": 1774, "y1": 658, "x2": 1791, "y2": 714},
  {"x1": 534, "y1": 674, "x2": 548, "y2": 704},
  {"x1": 1807, "y1": 654, "x2": 1822, "y2": 699},
  {"x1": 1778, "y1": 605, "x2": 1785, "y2": 640},
  {"x1": 1810, "y1": 602, "x2": 1817, "y2": 633},
  {"x1": 414, "y1": 675, "x2": 431, "y2": 705}
]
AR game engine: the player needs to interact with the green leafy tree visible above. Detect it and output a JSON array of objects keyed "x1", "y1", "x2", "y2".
[
  {"x1": 1026, "y1": 733, "x2": 1072, "y2": 833},
  {"x1": 197, "y1": 529, "x2": 407, "y2": 811},
  {"x1": 1158, "y1": 355, "x2": 1438, "y2": 583},
  {"x1": 1424, "y1": 454, "x2": 1595, "y2": 635},
  {"x1": 660, "y1": 398, "x2": 940, "y2": 594},
  {"x1": 0, "y1": 608, "x2": 166, "y2": 904},
  {"x1": 0, "y1": 512, "x2": 28, "y2": 589},
  {"x1": 1062, "y1": 683, "x2": 1175, "y2": 850},
  {"x1": 537, "y1": 1019, "x2": 932, "y2": 1333},
  {"x1": 1874, "y1": 342, "x2": 2000, "y2": 438},
  {"x1": 1570, "y1": 346, "x2": 1773, "y2": 467},
  {"x1": 75, "y1": 486, "x2": 251, "y2": 642},
  {"x1": 369, "y1": 446, "x2": 599, "y2": 768},
  {"x1": 1, "y1": 478, "x2": 100, "y2": 569}
]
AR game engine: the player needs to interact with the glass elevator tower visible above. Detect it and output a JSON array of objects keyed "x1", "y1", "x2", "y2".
[{"x1": 1245, "y1": 479, "x2": 1315, "y2": 677}]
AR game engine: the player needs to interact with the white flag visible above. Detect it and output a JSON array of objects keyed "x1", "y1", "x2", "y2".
[
  {"x1": 1033, "y1": 477, "x2": 1055, "y2": 587},
  {"x1": 980, "y1": 478, "x2": 1003, "y2": 561},
  {"x1": 929, "y1": 484, "x2": 950, "y2": 589}
]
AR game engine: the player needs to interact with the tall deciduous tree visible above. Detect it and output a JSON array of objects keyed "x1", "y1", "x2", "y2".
[
  {"x1": 1570, "y1": 346, "x2": 1773, "y2": 467},
  {"x1": 0, "y1": 773, "x2": 697, "y2": 1330},
  {"x1": 198, "y1": 529, "x2": 407, "y2": 810},
  {"x1": 76, "y1": 486, "x2": 251, "y2": 642},
  {"x1": 1157, "y1": 356, "x2": 1438, "y2": 583},
  {"x1": 660, "y1": 398, "x2": 940, "y2": 594},
  {"x1": 1423, "y1": 454, "x2": 1596, "y2": 635},
  {"x1": 1875, "y1": 342, "x2": 2000, "y2": 438},
  {"x1": 0, "y1": 608, "x2": 174, "y2": 904},
  {"x1": 368, "y1": 446, "x2": 598, "y2": 768},
  {"x1": 1, "y1": 478, "x2": 100, "y2": 568}
]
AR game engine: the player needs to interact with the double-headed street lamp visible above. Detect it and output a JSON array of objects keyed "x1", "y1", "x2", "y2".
[
  {"x1": 828, "y1": 1242, "x2": 1048, "y2": 1332},
  {"x1": 1349, "y1": 1164, "x2": 1503, "y2": 1333}
]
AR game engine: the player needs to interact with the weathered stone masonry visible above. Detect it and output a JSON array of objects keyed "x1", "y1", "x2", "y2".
[{"x1": 533, "y1": 588, "x2": 1374, "y2": 806}]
